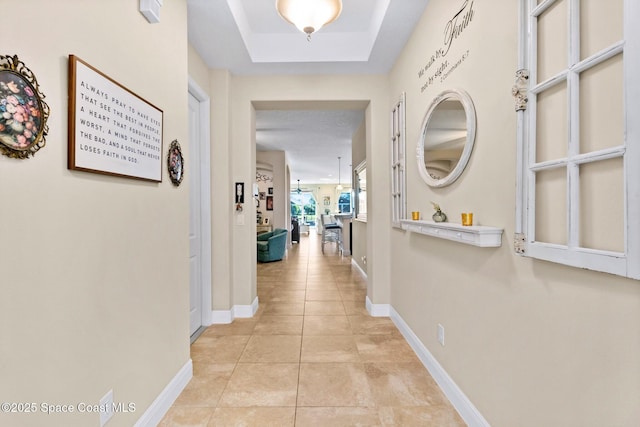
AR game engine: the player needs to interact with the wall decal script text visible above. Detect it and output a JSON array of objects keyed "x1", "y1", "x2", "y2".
[{"x1": 417, "y1": 0, "x2": 475, "y2": 93}]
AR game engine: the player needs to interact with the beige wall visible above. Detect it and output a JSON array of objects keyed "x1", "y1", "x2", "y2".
[
  {"x1": 209, "y1": 69, "x2": 234, "y2": 311},
  {"x1": 389, "y1": 1, "x2": 640, "y2": 426},
  {"x1": 352, "y1": 117, "x2": 367, "y2": 168},
  {"x1": 188, "y1": 44, "x2": 210, "y2": 94},
  {"x1": 351, "y1": 220, "x2": 368, "y2": 276},
  {"x1": 1, "y1": 1, "x2": 190, "y2": 426}
]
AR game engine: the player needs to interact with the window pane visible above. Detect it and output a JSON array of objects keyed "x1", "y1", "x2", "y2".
[
  {"x1": 579, "y1": 54, "x2": 623, "y2": 154},
  {"x1": 536, "y1": 83, "x2": 567, "y2": 162},
  {"x1": 394, "y1": 168, "x2": 400, "y2": 193},
  {"x1": 392, "y1": 137, "x2": 399, "y2": 162},
  {"x1": 581, "y1": 0, "x2": 623, "y2": 60},
  {"x1": 290, "y1": 192, "x2": 317, "y2": 225},
  {"x1": 579, "y1": 158, "x2": 624, "y2": 252},
  {"x1": 535, "y1": 168, "x2": 567, "y2": 245},
  {"x1": 537, "y1": 0, "x2": 567, "y2": 82},
  {"x1": 338, "y1": 191, "x2": 351, "y2": 214}
]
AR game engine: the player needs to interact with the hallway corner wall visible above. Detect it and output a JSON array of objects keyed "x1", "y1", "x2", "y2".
[
  {"x1": 1, "y1": 2, "x2": 190, "y2": 426},
  {"x1": 208, "y1": 68, "x2": 234, "y2": 311},
  {"x1": 388, "y1": 1, "x2": 640, "y2": 426}
]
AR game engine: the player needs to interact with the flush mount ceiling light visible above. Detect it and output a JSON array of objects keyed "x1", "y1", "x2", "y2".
[{"x1": 276, "y1": 0, "x2": 343, "y2": 41}]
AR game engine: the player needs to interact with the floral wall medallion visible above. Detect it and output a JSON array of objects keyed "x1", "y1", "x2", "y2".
[
  {"x1": 167, "y1": 139, "x2": 184, "y2": 186},
  {"x1": 0, "y1": 55, "x2": 50, "y2": 159}
]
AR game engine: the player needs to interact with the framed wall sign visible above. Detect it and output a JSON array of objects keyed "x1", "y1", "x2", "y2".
[
  {"x1": 68, "y1": 55, "x2": 163, "y2": 181},
  {"x1": 0, "y1": 54, "x2": 50, "y2": 159}
]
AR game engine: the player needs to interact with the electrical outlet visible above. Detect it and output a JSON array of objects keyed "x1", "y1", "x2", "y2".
[
  {"x1": 99, "y1": 390, "x2": 114, "y2": 427},
  {"x1": 437, "y1": 324, "x2": 445, "y2": 346}
]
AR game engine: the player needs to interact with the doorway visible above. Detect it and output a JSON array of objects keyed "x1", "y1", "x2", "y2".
[{"x1": 254, "y1": 101, "x2": 365, "y2": 242}]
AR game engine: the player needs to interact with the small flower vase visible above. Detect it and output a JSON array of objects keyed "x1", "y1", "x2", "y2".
[{"x1": 432, "y1": 210, "x2": 447, "y2": 222}]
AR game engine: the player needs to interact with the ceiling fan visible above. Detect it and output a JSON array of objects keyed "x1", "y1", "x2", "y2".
[{"x1": 293, "y1": 179, "x2": 314, "y2": 194}]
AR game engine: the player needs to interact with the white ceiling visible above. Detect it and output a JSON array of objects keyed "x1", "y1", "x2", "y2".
[
  {"x1": 256, "y1": 108, "x2": 365, "y2": 186},
  {"x1": 187, "y1": 0, "x2": 429, "y2": 184}
]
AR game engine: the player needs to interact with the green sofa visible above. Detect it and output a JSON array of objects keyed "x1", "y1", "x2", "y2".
[{"x1": 257, "y1": 228, "x2": 288, "y2": 262}]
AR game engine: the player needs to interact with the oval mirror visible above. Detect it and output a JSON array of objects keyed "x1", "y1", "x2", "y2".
[{"x1": 417, "y1": 88, "x2": 476, "y2": 188}]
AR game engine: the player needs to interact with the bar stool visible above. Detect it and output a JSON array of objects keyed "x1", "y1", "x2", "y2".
[{"x1": 321, "y1": 214, "x2": 342, "y2": 254}]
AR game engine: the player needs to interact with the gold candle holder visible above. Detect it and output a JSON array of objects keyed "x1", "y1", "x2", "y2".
[
  {"x1": 411, "y1": 211, "x2": 420, "y2": 220},
  {"x1": 461, "y1": 212, "x2": 473, "y2": 226}
]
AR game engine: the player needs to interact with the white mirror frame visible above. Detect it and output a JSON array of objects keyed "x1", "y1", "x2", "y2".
[
  {"x1": 353, "y1": 160, "x2": 367, "y2": 222},
  {"x1": 417, "y1": 88, "x2": 477, "y2": 188}
]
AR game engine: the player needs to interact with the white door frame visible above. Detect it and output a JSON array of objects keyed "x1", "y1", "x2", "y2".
[{"x1": 188, "y1": 76, "x2": 212, "y2": 328}]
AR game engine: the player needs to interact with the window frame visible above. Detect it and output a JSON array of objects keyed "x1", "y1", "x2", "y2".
[
  {"x1": 391, "y1": 92, "x2": 407, "y2": 228},
  {"x1": 515, "y1": 0, "x2": 640, "y2": 280}
]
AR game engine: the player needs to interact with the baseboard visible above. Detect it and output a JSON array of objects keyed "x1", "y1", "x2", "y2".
[
  {"x1": 234, "y1": 296, "x2": 259, "y2": 318},
  {"x1": 211, "y1": 297, "x2": 260, "y2": 324},
  {"x1": 389, "y1": 307, "x2": 491, "y2": 427},
  {"x1": 134, "y1": 359, "x2": 193, "y2": 427},
  {"x1": 351, "y1": 258, "x2": 367, "y2": 280},
  {"x1": 211, "y1": 309, "x2": 233, "y2": 324},
  {"x1": 365, "y1": 296, "x2": 391, "y2": 317}
]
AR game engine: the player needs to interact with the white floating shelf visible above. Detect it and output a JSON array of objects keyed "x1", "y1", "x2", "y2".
[{"x1": 400, "y1": 219, "x2": 503, "y2": 248}]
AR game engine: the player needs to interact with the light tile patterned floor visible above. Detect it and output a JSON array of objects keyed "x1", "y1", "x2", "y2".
[{"x1": 160, "y1": 232, "x2": 466, "y2": 426}]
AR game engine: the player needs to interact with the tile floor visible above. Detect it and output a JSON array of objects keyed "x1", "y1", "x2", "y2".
[{"x1": 160, "y1": 231, "x2": 466, "y2": 426}]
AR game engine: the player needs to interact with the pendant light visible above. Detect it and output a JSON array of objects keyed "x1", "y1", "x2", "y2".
[
  {"x1": 296, "y1": 179, "x2": 301, "y2": 194},
  {"x1": 336, "y1": 156, "x2": 343, "y2": 191},
  {"x1": 276, "y1": 0, "x2": 343, "y2": 41}
]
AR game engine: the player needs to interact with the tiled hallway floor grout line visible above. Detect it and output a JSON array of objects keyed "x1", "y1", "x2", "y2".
[
  {"x1": 293, "y1": 233, "x2": 310, "y2": 427},
  {"x1": 160, "y1": 231, "x2": 467, "y2": 426}
]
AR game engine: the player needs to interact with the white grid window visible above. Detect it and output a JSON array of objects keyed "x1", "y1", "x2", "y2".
[
  {"x1": 516, "y1": 0, "x2": 640, "y2": 279},
  {"x1": 391, "y1": 92, "x2": 407, "y2": 228}
]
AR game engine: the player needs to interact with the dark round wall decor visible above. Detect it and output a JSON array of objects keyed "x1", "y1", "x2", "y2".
[
  {"x1": 167, "y1": 139, "x2": 184, "y2": 186},
  {"x1": 0, "y1": 54, "x2": 50, "y2": 159}
]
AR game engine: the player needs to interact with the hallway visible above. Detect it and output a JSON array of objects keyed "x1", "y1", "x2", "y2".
[{"x1": 160, "y1": 232, "x2": 466, "y2": 426}]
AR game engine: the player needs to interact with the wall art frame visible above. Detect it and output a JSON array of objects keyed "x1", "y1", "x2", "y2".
[
  {"x1": 68, "y1": 55, "x2": 163, "y2": 182},
  {"x1": 167, "y1": 139, "x2": 184, "y2": 186},
  {"x1": 0, "y1": 54, "x2": 50, "y2": 159}
]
